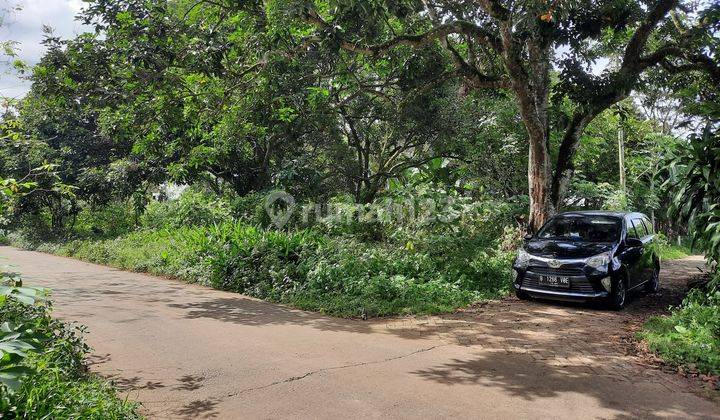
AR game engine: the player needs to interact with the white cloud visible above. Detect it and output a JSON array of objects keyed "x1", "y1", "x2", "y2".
[{"x1": 1, "y1": 0, "x2": 91, "y2": 99}]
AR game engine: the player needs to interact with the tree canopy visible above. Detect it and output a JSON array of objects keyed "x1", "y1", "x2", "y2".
[{"x1": 1, "y1": 0, "x2": 718, "y2": 231}]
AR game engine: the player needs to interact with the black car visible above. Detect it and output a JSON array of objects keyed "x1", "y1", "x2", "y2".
[{"x1": 512, "y1": 211, "x2": 660, "y2": 309}]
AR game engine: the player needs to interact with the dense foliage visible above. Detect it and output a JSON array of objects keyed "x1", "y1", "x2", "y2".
[
  {"x1": 640, "y1": 93, "x2": 720, "y2": 377},
  {"x1": 0, "y1": 272, "x2": 140, "y2": 418},
  {"x1": 1, "y1": 0, "x2": 718, "y2": 231}
]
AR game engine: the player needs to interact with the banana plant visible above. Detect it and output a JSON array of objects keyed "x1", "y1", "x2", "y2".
[{"x1": 665, "y1": 125, "x2": 720, "y2": 267}]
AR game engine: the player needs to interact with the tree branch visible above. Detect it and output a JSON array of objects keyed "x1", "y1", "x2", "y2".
[
  {"x1": 640, "y1": 45, "x2": 720, "y2": 83},
  {"x1": 302, "y1": 9, "x2": 502, "y2": 55},
  {"x1": 621, "y1": 0, "x2": 679, "y2": 72},
  {"x1": 660, "y1": 55, "x2": 720, "y2": 83},
  {"x1": 475, "y1": 0, "x2": 511, "y2": 21},
  {"x1": 550, "y1": 0, "x2": 681, "y2": 207},
  {"x1": 444, "y1": 41, "x2": 510, "y2": 89}
]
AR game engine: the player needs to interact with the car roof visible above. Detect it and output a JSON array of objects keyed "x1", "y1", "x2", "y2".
[{"x1": 556, "y1": 210, "x2": 647, "y2": 219}]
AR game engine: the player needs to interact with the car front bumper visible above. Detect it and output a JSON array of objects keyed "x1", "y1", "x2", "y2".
[
  {"x1": 513, "y1": 262, "x2": 612, "y2": 302},
  {"x1": 514, "y1": 283, "x2": 609, "y2": 301}
]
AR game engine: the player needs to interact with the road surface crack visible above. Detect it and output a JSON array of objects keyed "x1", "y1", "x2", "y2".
[{"x1": 225, "y1": 344, "x2": 446, "y2": 398}]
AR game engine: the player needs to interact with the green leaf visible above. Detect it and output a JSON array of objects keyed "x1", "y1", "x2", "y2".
[
  {"x1": 0, "y1": 366, "x2": 34, "y2": 393},
  {"x1": 674, "y1": 325, "x2": 688, "y2": 334},
  {"x1": 0, "y1": 374, "x2": 22, "y2": 393}
]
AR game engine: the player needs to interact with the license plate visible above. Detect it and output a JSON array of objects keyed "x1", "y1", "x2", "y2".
[{"x1": 539, "y1": 275, "x2": 570, "y2": 288}]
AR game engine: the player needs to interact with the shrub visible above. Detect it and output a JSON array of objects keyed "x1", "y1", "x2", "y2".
[
  {"x1": 73, "y1": 200, "x2": 137, "y2": 238},
  {"x1": 192, "y1": 222, "x2": 324, "y2": 296},
  {"x1": 9, "y1": 218, "x2": 514, "y2": 317},
  {"x1": 229, "y1": 191, "x2": 267, "y2": 224},
  {"x1": 8, "y1": 186, "x2": 520, "y2": 318},
  {"x1": 4, "y1": 366, "x2": 141, "y2": 419},
  {"x1": 639, "y1": 283, "x2": 720, "y2": 376},
  {"x1": 655, "y1": 233, "x2": 694, "y2": 260},
  {"x1": 140, "y1": 189, "x2": 231, "y2": 230},
  {"x1": 497, "y1": 225, "x2": 526, "y2": 252},
  {"x1": 295, "y1": 239, "x2": 479, "y2": 316},
  {"x1": 12, "y1": 210, "x2": 55, "y2": 240},
  {"x1": 0, "y1": 277, "x2": 140, "y2": 418}
]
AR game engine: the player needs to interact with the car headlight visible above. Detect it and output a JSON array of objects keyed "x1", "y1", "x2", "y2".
[
  {"x1": 515, "y1": 249, "x2": 531, "y2": 269},
  {"x1": 586, "y1": 251, "x2": 611, "y2": 269}
]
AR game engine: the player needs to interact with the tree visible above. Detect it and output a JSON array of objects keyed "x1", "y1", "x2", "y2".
[
  {"x1": 70, "y1": 0, "x2": 337, "y2": 197},
  {"x1": 71, "y1": 0, "x2": 474, "y2": 202},
  {"x1": 319, "y1": 46, "x2": 472, "y2": 202},
  {"x1": 1, "y1": 2, "x2": 27, "y2": 110},
  {"x1": 0, "y1": 119, "x2": 75, "y2": 230},
  {"x1": 268, "y1": 0, "x2": 720, "y2": 229},
  {"x1": 12, "y1": 33, "x2": 153, "y2": 229}
]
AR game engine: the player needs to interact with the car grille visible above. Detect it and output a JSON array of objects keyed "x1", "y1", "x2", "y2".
[
  {"x1": 523, "y1": 267, "x2": 596, "y2": 293},
  {"x1": 527, "y1": 266, "x2": 584, "y2": 277}
]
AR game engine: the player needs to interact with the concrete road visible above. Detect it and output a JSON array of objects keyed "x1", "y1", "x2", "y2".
[{"x1": 2, "y1": 246, "x2": 718, "y2": 419}]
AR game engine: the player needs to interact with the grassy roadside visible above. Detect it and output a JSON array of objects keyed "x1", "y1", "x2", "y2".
[
  {"x1": 1, "y1": 279, "x2": 141, "y2": 418},
  {"x1": 4, "y1": 216, "x2": 693, "y2": 319},
  {"x1": 639, "y1": 237, "x2": 719, "y2": 380},
  {"x1": 6, "y1": 222, "x2": 513, "y2": 318},
  {"x1": 658, "y1": 243, "x2": 697, "y2": 261},
  {"x1": 638, "y1": 281, "x2": 720, "y2": 378}
]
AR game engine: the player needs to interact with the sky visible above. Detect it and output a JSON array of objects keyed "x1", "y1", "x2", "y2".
[{"x1": 1, "y1": 0, "x2": 90, "y2": 100}]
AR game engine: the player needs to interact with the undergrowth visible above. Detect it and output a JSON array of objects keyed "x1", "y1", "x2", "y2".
[
  {"x1": 0, "y1": 280, "x2": 141, "y2": 418},
  {"x1": 639, "y1": 276, "x2": 720, "y2": 376},
  {"x1": 8, "y1": 221, "x2": 513, "y2": 318}
]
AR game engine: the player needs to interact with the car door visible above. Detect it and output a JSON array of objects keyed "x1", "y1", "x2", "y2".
[
  {"x1": 632, "y1": 217, "x2": 653, "y2": 284},
  {"x1": 622, "y1": 217, "x2": 644, "y2": 288},
  {"x1": 640, "y1": 216, "x2": 657, "y2": 278}
]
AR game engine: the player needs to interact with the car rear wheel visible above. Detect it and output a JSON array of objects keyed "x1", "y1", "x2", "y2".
[
  {"x1": 609, "y1": 276, "x2": 627, "y2": 310},
  {"x1": 645, "y1": 264, "x2": 660, "y2": 293}
]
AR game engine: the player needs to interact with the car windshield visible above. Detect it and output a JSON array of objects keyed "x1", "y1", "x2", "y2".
[{"x1": 536, "y1": 215, "x2": 621, "y2": 242}]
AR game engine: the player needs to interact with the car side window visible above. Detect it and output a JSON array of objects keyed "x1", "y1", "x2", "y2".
[
  {"x1": 633, "y1": 218, "x2": 649, "y2": 238},
  {"x1": 643, "y1": 217, "x2": 654, "y2": 235},
  {"x1": 627, "y1": 219, "x2": 640, "y2": 239}
]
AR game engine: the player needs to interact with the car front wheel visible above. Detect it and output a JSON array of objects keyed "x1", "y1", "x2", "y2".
[{"x1": 515, "y1": 288, "x2": 530, "y2": 300}]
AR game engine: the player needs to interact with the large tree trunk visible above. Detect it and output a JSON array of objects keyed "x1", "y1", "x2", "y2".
[
  {"x1": 527, "y1": 134, "x2": 553, "y2": 232},
  {"x1": 505, "y1": 37, "x2": 555, "y2": 232}
]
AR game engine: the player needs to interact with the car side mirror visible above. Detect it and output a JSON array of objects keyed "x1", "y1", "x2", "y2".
[
  {"x1": 523, "y1": 233, "x2": 533, "y2": 241},
  {"x1": 625, "y1": 237, "x2": 643, "y2": 248}
]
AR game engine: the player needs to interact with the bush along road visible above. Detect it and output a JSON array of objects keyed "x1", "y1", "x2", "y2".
[
  {"x1": 1, "y1": 246, "x2": 717, "y2": 419},
  {"x1": 0, "y1": 265, "x2": 140, "y2": 418}
]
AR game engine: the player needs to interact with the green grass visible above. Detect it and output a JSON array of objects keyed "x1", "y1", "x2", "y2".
[
  {"x1": 5, "y1": 361, "x2": 141, "y2": 419},
  {"x1": 639, "y1": 287, "x2": 720, "y2": 376},
  {"x1": 658, "y1": 243, "x2": 696, "y2": 260},
  {"x1": 7, "y1": 221, "x2": 513, "y2": 318}
]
